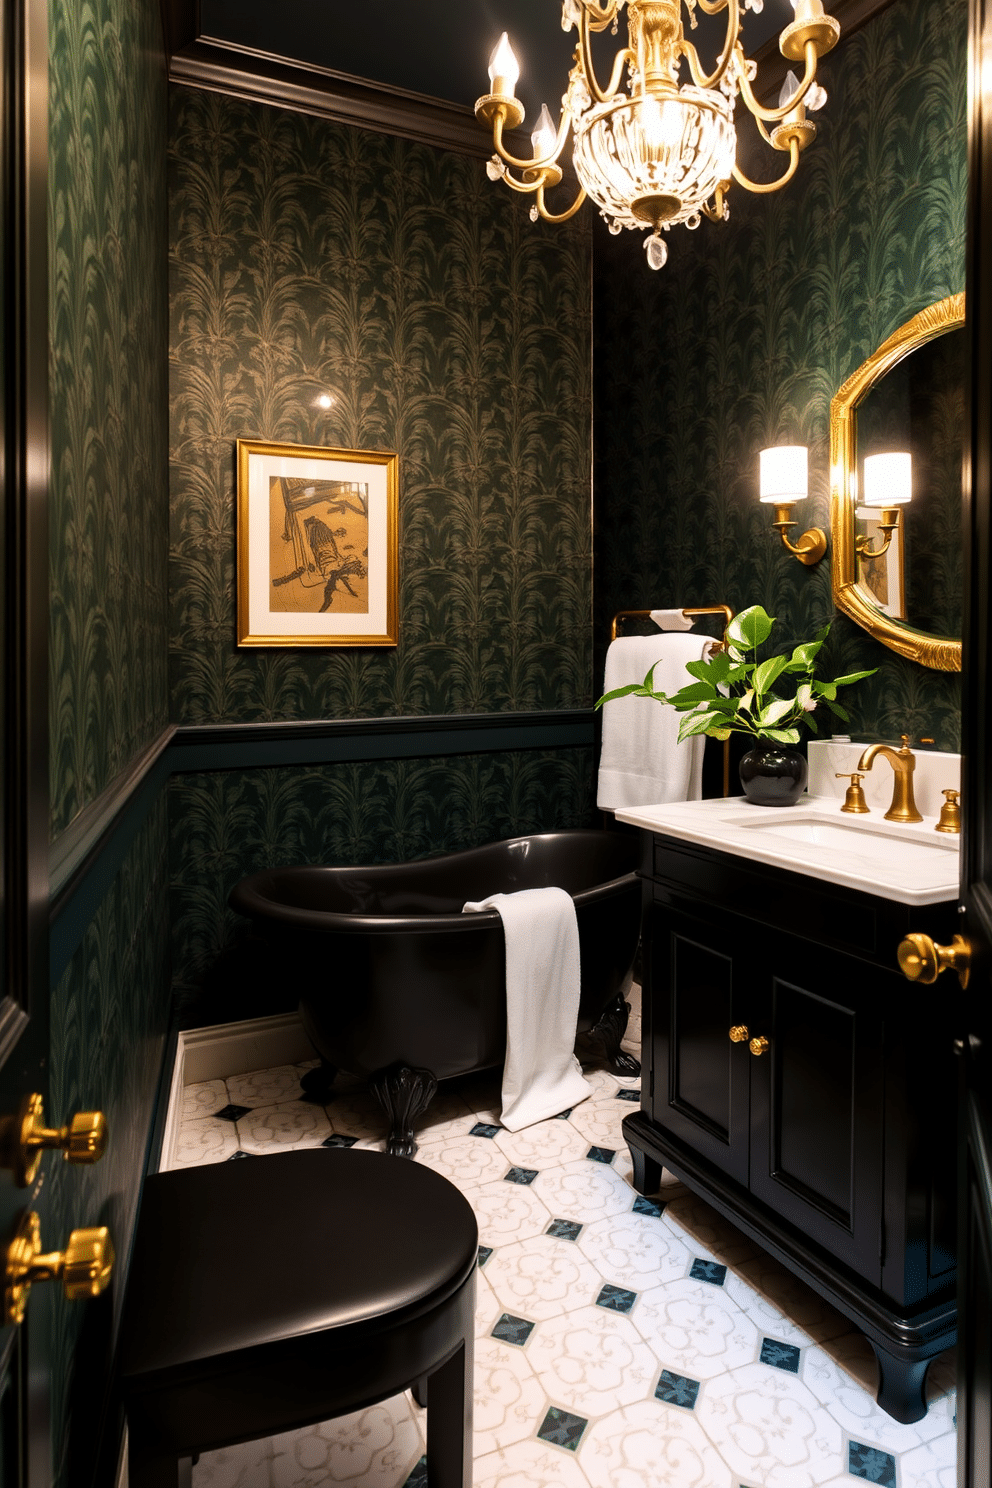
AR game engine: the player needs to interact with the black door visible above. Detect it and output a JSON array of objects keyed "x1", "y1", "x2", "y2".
[
  {"x1": 0, "y1": 0, "x2": 55, "y2": 1479},
  {"x1": 947, "y1": 0, "x2": 992, "y2": 1480}
]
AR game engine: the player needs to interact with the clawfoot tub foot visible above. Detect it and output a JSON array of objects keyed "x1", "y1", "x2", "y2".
[
  {"x1": 300, "y1": 1060, "x2": 337, "y2": 1103},
  {"x1": 589, "y1": 993, "x2": 641, "y2": 1077},
  {"x1": 370, "y1": 1064, "x2": 438, "y2": 1158}
]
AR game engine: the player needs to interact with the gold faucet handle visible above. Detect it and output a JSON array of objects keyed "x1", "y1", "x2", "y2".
[
  {"x1": 936, "y1": 789, "x2": 961, "y2": 834},
  {"x1": 4, "y1": 1212, "x2": 114, "y2": 1325},
  {"x1": 835, "y1": 772, "x2": 869, "y2": 814},
  {"x1": 899, "y1": 734, "x2": 915, "y2": 754}
]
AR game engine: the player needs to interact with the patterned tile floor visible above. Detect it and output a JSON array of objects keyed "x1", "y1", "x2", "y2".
[{"x1": 173, "y1": 990, "x2": 956, "y2": 1488}]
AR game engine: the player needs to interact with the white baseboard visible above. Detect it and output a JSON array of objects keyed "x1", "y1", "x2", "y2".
[{"x1": 158, "y1": 1013, "x2": 314, "y2": 1172}]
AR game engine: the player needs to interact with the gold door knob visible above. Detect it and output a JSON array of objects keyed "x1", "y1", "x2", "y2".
[
  {"x1": 729, "y1": 1025, "x2": 750, "y2": 1043},
  {"x1": 3, "y1": 1211, "x2": 114, "y2": 1326},
  {"x1": 749, "y1": 1036, "x2": 770, "y2": 1056},
  {"x1": 897, "y1": 932, "x2": 971, "y2": 989},
  {"x1": 0, "y1": 1094, "x2": 108, "y2": 1187}
]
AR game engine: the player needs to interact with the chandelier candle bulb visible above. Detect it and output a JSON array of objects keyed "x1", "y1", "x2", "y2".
[{"x1": 487, "y1": 32, "x2": 520, "y2": 99}]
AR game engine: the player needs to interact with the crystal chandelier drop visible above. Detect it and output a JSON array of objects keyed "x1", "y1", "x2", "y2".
[{"x1": 475, "y1": 0, "x2": 839, "y2": 269}]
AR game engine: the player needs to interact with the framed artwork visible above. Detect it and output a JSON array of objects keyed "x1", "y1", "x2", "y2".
[{"x1": 236, "y1": 439, "x2": 398, "y2": 647}]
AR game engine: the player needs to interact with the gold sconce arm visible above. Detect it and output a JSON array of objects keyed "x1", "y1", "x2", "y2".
[
  {"x1": 769, "y1": 504, "x2": 827, "y2": 565},
  {"x1": 531, "y1": 180, "x2": 588, "y2": 223},
  {"x1": 856, "y1": 508, "x2": 901, "y2": 560}
]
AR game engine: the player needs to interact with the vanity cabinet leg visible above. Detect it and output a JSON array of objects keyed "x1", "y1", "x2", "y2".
[
  {"x1": 869, "y1": 1342, "x2": 931, "y2": 1424},
  {"x1": 370, "y1": 1064, "x2": 438, "y2": 1157},
  {"x1": 628, "y1": 1142, "x2": 663, "y2": 1197}
]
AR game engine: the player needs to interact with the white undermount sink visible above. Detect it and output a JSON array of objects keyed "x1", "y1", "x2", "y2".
[{"x1": 615, "y1": 793, "x2": 960, "y2": 905}]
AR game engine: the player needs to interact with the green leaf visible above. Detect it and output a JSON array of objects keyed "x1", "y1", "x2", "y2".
[
  {"x1": 825, "y1": 699, "x2": 851, "y2": 721},
  {"x1": 738, "y1": 688, "x2": 755, "y2": 714},
  {"x1": 726, "y1": 604, "x2": 775, "y2": 652},
  {"x1": 760, "y1": 727, "x2": 802, "y2": 745},
  {"x1": 688, "y1": 649, "x2": 733, "y2": 684},
  {"x1": 753, "y1": 654, "x2": 789, "y2": 694},
  {"x1": 789, "y1": 637, "x2": 825, "y2": 668},
  {"x1": 665, "y1": 680, "x2": 721, "y2": 706},
  {"x1": 796, "y1": 683, "x2": 814, "y2": 710},
  {"x1": 813, "y1": 680, "x2": 838, "y2": 700},
  {"x1": 706, "y1": 727, "x2": 732, "y2": 741},
  {"x1": 596, "y1": 684, "x2": 649, "y2": 708},
  {"x1": 758, "y1": 696, "x2": 795, "y2": 726},
  {"x1": 833, "y1": 669, "x2": 878, "y2": 686},
  {"x1": 677, "y1": 710, "x2": 726, "y2": 741}
]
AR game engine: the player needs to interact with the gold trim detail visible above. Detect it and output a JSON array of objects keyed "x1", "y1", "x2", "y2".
[
  {"x1": 829, "y1": 294, "x2": 963, "y2": 672},
  {"x1": 3, "y1": 1211, "x2": 115, "y2": 1326}
]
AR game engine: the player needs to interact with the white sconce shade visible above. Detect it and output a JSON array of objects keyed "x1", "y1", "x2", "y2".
[
  {"x1": 488, "y1": 33, "x2": 520, "y2": 97},
  {"x1": 759, "y1": 445, "x2": 809, "y2": 504},
  {"x1": 862, "y1": 452, "x2": 912, "y2": 509}
]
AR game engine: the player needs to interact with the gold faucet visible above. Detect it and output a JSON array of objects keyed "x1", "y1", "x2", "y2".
[{"x1": 856, "y1": 735, "x2": 923, "y2": 823}]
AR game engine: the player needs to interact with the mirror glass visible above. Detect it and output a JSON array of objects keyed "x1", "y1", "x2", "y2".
[{"x1": 829, "y1": 295, "x2": 963, "y2": 672}]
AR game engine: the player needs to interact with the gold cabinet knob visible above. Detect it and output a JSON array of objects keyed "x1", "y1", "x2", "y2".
[
  {"x1": 897, "y1": 932, "x2": 971, "y2": 989},
  {"x1": 729, "y1": 1025, "x2": 750, "y2": 1043},
  {"x1": 0, "y1": 1094, "x2": 108, "y2": 1187},
  {"x1": 3, "y1": 1211, "x2": 114, "y2": 1326},
  {"x1": 749, "y1": 1036, "x2": 770, "y2": 1056}
]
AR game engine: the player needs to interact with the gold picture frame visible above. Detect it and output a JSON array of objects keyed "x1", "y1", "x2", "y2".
[{"x1": 236, "y1": 439, "x2": 398, "y2": 648}]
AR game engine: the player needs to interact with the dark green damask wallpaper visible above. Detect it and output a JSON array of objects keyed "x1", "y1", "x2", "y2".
[
  {"x1": 169, "y1": 746, "x2": 596, "y2": 1008},
  {"x1": 50, "y1": 0, "x2": 170, "y2": 838},
  {"x1": 593, "y1": 0, "x2": 966, "y2": 752},
  {"x1": 48, "y1": 0, "x2": 170, "y2": 1484},
  {"x1": 168, "y1": 89, "x2": 593, "y2": 724}
]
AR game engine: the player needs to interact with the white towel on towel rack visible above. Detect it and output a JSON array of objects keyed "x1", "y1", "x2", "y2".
[
  {"x1": 649, "y1": 608, "x2": 695, "y2": 631},
  {"x1": 597, "y1": 632, "x2": 714, "y2": 810},
  {"x1": 462, "y1": 886, "x2": 593, "y2": 1132}
]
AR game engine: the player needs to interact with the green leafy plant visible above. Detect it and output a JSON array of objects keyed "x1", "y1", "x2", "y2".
[{"x1": 597, "y1": 605, "x2": 876, "y2": 746}]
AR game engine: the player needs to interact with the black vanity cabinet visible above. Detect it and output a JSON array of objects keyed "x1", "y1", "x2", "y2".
[{"x1": 624, "y1": 829, "x2": 959, "y2": 1424}]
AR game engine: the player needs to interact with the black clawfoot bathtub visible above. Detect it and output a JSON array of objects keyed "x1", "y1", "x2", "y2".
[{"x1": 229, "y1": 830, "x2": 641, "y2": 1155}]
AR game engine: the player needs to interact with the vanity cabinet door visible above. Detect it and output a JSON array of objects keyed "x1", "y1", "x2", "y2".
[
  {"x1": 747, "y1": 940, "x2": 885, "y2": 1286},
  {"x1": 645, "y1": 901, "x2": 750, "y2": 1187}
]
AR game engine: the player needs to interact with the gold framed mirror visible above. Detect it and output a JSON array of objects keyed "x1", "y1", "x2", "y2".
[{"x1": 830, "y1": 294, "x2": 964, "y2": 672}]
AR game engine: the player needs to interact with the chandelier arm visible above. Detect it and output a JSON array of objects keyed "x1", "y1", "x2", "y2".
[
  {"x1": 533, "y1": 181, "x2": 589, "y2": 223},
  {"x1": 680, "y1": 0, "x2": 739, "y2": 91},
  {"x1": 693, "y1": 0, "x2": 731, "y2": 12},
  {"x1": 738, "y1": 41, "x2": 819, "y2": 123},
  {"x1": 575, "y1": 0, "x2": 622, "y2": 31},
  {"x1": 732, "y1": 136, "x2": 800, "y2": 193},
  {"x1": 492, "y1": 110, "x2": 571, "y2": 173},
  {"x1": 577, "y1": 6, "x2": 633, "y2": 105}
]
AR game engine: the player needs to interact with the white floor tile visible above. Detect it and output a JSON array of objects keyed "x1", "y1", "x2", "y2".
[
  {"x1": 473, "y1": 1436, "x2": 592, "y2": 1487},
  {"x1": 632, "y1": 1277, "x2": 760, "y2": 1379},
  {"x1": 576, "y1": 1210, "x2": 693, "y2": 1292},
  {"x1": 532, "y1": 1159, "x2": 637, "y2": 1224},
  {"x1": 484, "y1": 1235, "x2": 605, "y2": 1320},
  {"x1": 693, "y1": 1363, "x2": 846, "y2": 1486},
  {"x1": 524, "y1": 1307, "x2": 659, "y2": 1415},
  {"x1": 172, "y1": 1115, "x2": 239, "y2": 1167},
  {"x1": 494, "y1": 1118, "x2": 592, "y2": 1168},
  {"x1": 181, "y1": 1079, "x2": 230, "y2": 1123},
  {"x1": 470, "y1": 1178, "x2": 554, "y2": 1247},
  {"x1": 225, "y1": 1064, "x2": 309, "y2": 1109},
  {"x1": 580, "y1": 1400, "x2": 735, "y2": 1488},
  {"x1": 236, "y1": 1099, "x2": 332, "y2": 1153},
  {"x1": 472, "y1": 1336, "x2": 549, "y2": 1457}
]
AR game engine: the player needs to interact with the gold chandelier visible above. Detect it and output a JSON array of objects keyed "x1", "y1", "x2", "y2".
[{"x1": 475, "y1": 0, "x2": 840, "y2": 268}]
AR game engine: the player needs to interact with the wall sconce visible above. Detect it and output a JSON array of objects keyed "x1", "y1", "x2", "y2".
[
  {"x1": 759, "y1": 446, "x2": 827, "y2": 566},
  {"x1": 856, "y1": 452, "x2": 912, "y2": 560}
]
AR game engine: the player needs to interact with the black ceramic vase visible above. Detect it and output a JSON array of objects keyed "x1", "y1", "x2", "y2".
[{"x1": 738, "y1": 741, "x2": 808, "y2": 807}]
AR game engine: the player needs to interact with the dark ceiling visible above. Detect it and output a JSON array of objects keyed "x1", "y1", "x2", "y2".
[{"x1": 199, "y1": 0, "x2": 797, "y2": 125}]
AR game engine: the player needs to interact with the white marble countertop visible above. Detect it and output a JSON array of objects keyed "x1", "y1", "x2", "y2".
[{"x1": 615, "y1": 792, "x2": 960, "y2": 906}]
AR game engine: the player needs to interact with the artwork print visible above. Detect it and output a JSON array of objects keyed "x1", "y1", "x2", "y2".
[{"x1": 237, "y1": 440, "x2": 398, "y2": 647}]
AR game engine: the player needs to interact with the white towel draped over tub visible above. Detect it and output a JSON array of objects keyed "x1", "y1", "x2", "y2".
[
  {"x1": 462, "y1": 886, "x2": 594, "y2": 1131},
  {"x1": 597, "y1": 631, "x2": 715, "y2": 810}
]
